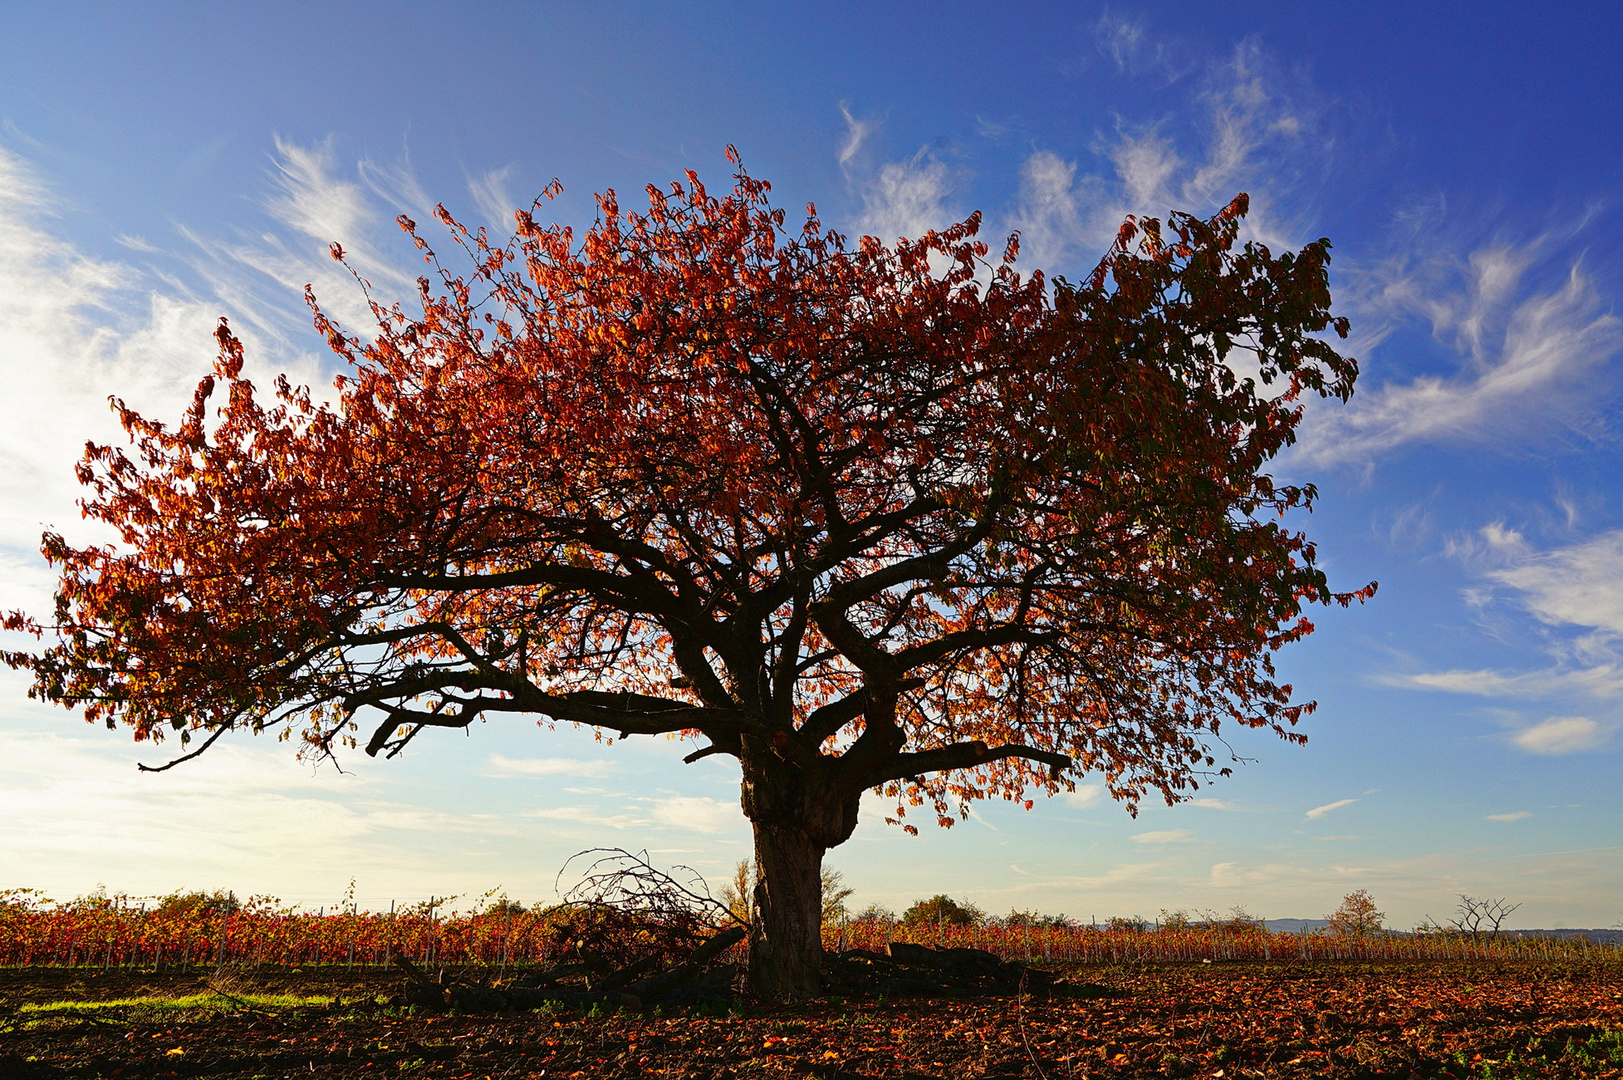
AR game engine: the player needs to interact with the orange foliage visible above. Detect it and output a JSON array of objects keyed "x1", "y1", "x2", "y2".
[{"x1": 6, "y1": 151, "x2": 1372, "y2": 834}]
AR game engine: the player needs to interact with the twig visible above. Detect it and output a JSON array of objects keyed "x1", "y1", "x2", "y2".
[{"x1": 1016, "y1": 968, "x2": 1049, "y2": 1080}]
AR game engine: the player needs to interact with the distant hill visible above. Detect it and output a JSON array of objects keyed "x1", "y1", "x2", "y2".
[
  {"x1": 1259, "y1": 919, "x2": 1623, "y2": 943},
  {"x1": 1501, "y1": 928, "x2": 1623, "y2": 945}
]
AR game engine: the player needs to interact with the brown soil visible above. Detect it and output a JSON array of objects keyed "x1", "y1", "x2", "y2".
[{"x1": 2, "y1": 961, "x2": 1620, "y2": 1078}]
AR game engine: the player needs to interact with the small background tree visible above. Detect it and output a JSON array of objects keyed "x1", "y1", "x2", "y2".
[
  {"x1": 820, "y1": 869, "x2": 855, "y2": 926},
  {"x1": 1451, "y1": 895, "x2": 1521, "y2": 943},
  {"x1": 999, "y1": 909, "x2": 1075, "y2": 929},
  {"x1": 1159, "y1": 908, "x2": 1194, "y2": 932},
  {"x1": 902, "y1": 894, "x2": 985, "y2": 928},
  {"x1": 720, "y1": 861, "x2": 854, "y2": 928},
  {"x1": 154, "y1": 888, "x2": 241, "y2": 918},
  {"x1": 1326, "y1": 889, "x2": 1383, "y2": 936}
]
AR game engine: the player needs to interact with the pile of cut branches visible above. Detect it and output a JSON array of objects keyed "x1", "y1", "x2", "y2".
[
  {"x1": 386, "y1": 852, "x2": 1117, "y2": 1010},
  {"x1": 392, "y1": 849, "x2": 746, "y2": 1012},
  {"x1": 390, "y1": 924, "x2": 745, "y2": 1012}
]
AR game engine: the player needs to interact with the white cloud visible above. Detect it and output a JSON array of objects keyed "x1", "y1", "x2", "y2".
[
  {"x1": 1512, "y1": 716, "x2": 1606, "y2": 756},
  {"x1": 1305, "y1": 798, "x2": 1357, "y2": 819},
  {"x1": 484, "y1": 755, "x2": 614, "y2": 779},
  {"x1": 467, "y1": 164, "x2": 518, "y2": 231},
  {"x1": 0, "y1": 146, "x2": 304, "y2": 577},
  {"x1": 1187, "y1": 798, "x2": 1243, "y2": 811},
  {"x1": 1295, "y1": 236, "x2": 1623, "y2": 467},
  {"x1": 852, "y1": 150, "x2": 959, "y2": 245},
  {"x1": 525, "y1": 806, "x2": 645, "y2": 829},
  {"x1": 1490, "y1": 530, "x2": 1623, "y2": 636},
  {"x1": 1007, "y1": 150, "x2": 1107, "y2": 270},
  {"x1": 646, "y1": 795, "x2": 742, "y2": 835},
  {"x1": 1006, "y1": 40, "x2": 1312, "y2": 279},
  {"x1": 1486, "y1": 811, "x2": 1532, "y2": 822},
  {"x1": 1094, "y1": 10, "x2": 1148, "y2": 71},
  {"x1": 1389, "y1": 528, "x2": 1623, "y2": 714},
  {"x1": 1063, "y1": 783, "x2": 1105, "y2": 809},
  {"x1": 1091, "y1": 11, "x2": 1192, "y2": 84},
  {"x1": 1131, "y1": 829, "x2": 1192, "y2": 844},
  {"x1": 838, "y1": 103, "x2": 878, "y2": 168},
  {"x1": 1385, "y1": 666, "x2": 1623, "y2": 700},
  {"x1": 215, "y1": 136, "x2": 422, "y2": 333},
  {"x1": 0, "y1": 725, "x2": 554, "y2": 901}
]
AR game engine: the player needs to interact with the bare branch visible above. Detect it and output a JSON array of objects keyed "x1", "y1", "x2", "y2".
[{"x1": 137, "y1": 724, "x2": 233, "y2": 773}]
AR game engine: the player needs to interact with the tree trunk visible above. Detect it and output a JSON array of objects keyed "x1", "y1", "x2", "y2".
[
  {"x1": 739, "y1": 750, "x2": 863, "y2": 1001},
  {"x1": 749, "y1": 821, "x2": 825, "y2": 1001}
]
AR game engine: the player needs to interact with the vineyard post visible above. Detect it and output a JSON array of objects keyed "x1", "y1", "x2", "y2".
[{"x1": 499, "y1": 908, "x2": 511, "y2": 981}]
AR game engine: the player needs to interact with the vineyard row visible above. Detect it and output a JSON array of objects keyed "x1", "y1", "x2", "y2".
[{"x1": 2, "y1": 902, "x2": 1617, "y2": 970}]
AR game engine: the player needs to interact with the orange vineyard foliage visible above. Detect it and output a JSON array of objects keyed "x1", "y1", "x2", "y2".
[{"x1": 2, "y1": 890, "x2": 1615, "y2": 972}]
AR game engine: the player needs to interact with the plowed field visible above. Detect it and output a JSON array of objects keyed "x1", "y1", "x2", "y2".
[{"x1": 3, "y1": 961, "x2": 1621, "y2": 1078}]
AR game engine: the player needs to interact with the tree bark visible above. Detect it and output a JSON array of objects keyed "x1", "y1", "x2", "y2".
[
  {"x1": 748, "y1": 820, "x2": 826, "y2": 1001},
  {"x1": 739, "y1": 749, "x2": 862, "y2": 1000}
]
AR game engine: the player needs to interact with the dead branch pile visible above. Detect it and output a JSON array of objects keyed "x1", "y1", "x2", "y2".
[
  {"x1": 387, "y1": 850, "x2": 1116, "y2": 1010},
  {"x1": 391, "y1": 849, "x2": 746, "y2": 1012},
  {"x1": 390, "y1": 924, "x2": 746, "y2": 1012}
]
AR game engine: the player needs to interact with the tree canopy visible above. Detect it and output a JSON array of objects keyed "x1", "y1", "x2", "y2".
[{"x1": 5, "y1": 151, "x2": 1372, "y2": 997}]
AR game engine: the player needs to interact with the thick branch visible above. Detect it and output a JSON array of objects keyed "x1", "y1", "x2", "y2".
[
  {"x1": 864, "y1": 740, "x2": 1073, "y2": 786},
  {"x1": 798, "y1": 678, "x2": 924, "y2": 746},
  {"x1": 357, "y1": 682, "x2": 757, "y2": 757}
]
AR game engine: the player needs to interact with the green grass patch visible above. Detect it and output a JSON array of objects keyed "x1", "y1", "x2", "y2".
[{"x1": 21, "y1": 991, "x2": 338, "y2": 1014}]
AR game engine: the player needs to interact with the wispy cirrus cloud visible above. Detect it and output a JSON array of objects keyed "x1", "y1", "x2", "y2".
[
  {"x1": 467, "y1": 164, "x2": 519, "y2": 232},
  {"x1": 1488, "y1": 528, "x2": 1623, "y2": 636},
  {"x1": 1091, "y1": 9, "x2": 1193, "y2": 83},
  {"x1": 645, "y1": 795, "x2": 743, "y2": 836},
  {"x1": 1007, "y1": 38, "x2": 1314, "y2": 274},
  {"x1": 1186, "y1": 798, "x2": 1244, "y2": 811},
  {"x1": 0, "y1": 145, "x2": 317, "y2": 605},
  {"x1": 849, "y1": 148, "x2": 961, "y2": 246},
  {"x1": 838, "y1": 103, "x2": 879, "y2": 169},
  {"x1": 1305, "y1": 798, "x2": 1357, "y2": 820},
  {"x1": 484, "y1": 755, "x2": 614, "y2": 779},
  {"x1": 1131, "y1": 828, "x2": 1193, "y2": 844},
  {"x1": 1386, "y1": 525, "x2": 1623, "y2": 750},
  {"x1": 1384, "y1": 666, "x2": 1623, "y2": 701},
  {"x1": 0, "y1": 138, "x2": 441, "y2": 626},
  {"x1": 1511, "y1": 716, "x2": 1607, "y2": 756},
  {"x1": 1293, "y1": 206, "x2": 1623, "y2": 469}
]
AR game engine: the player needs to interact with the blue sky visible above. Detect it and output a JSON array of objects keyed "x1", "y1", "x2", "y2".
[{"x1": 2, "y1": 2, "x2": 1620, "y2": 928}]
